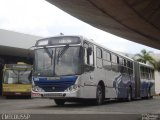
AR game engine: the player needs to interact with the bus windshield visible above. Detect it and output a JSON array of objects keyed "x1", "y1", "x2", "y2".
[
  {"x1": 3, "y1": 70, "x2": 31, "y2": 84},
  {"x1": 34, "y1": 46, "x2": 81, "y2": 77}
]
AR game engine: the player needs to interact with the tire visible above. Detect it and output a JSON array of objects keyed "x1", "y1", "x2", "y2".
[
  {"x1": 27, "y1": 95, "x2": 32, "y2": 99},
  {"x1": 54, "y1": 99, "x2": 65, "y2": 106},
  {"x1": 147, "y1": 88, "x2": 151, "y2": 99},
  {"x1": 6, "y1": 96, "x2": 12, "y2": 99},
  {"x1": 95, "y1": 84, "x2": 104, "y2": 105},
  {"x1": 127, "y1": 87, "x2": 132, "y2": 101}
]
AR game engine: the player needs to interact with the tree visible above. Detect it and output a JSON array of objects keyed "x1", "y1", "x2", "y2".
[
  {"x1": 154, "y1": 61, "x2": 160, "y2": 72},
  {"x1": 134, "y1": 49, "x2": 155, "y2": 66}
]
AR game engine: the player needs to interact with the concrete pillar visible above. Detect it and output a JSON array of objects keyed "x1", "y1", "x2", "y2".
[{"x1": 155, "y1": 71, "x2": 160, "y2": 95}]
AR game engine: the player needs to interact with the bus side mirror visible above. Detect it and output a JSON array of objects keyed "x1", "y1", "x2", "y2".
[{"x1": 87, "y1": 47, "x2": 92, "y2": 56}]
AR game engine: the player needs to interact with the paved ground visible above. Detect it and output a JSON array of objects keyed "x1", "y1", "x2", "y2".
[{"x1": 0, "y1": 96, "x2": 160, "y2": 114}]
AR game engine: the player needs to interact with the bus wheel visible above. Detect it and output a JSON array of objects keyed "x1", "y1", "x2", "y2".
[
  {"x1": 147, "y1": 88, "x2": 151, "y2": 99},
  {"x1": 96, "y1": 84, "x2": 104, "y2": 105},
  {"x1": 127, "y1": 87, "x2": 132, "y2": 101},
  {"x1": 6, "y1": 96, "x2": 12, "y2": 99},
  {"x1": 54, "y1": 99, "x2": 65, "y2": 106}
]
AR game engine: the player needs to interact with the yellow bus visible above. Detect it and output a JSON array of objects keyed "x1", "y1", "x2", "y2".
[{"x1": 2, "y1": 63, "x2": 32, "y2": 98}]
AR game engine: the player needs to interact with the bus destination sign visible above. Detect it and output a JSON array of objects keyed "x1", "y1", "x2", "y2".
[{"x1": 36, "y1": 36, "x2": 81, "y2": 46}]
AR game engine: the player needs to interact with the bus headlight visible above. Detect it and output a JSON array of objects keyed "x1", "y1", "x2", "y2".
[
  {"x1": 32, "y1": 86, "x2": 45, "y2": 92},
  {"x1": 64, "y1": 84, "x2": 79, "y2": 92}
]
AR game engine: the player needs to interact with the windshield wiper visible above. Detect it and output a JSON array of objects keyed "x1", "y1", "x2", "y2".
[
  {"x1": 57, "y1": 44, "x2": 69, "y2": 59},
  {"x1": 43, "y1": 46, "x2": 54, "y2": 65},
  {"x1": 44, "y1": 46, "x2": 53, "y2": 59}
]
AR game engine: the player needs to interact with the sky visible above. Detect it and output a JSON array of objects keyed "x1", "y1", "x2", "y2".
[{"x1": 0, "y1": 0, "x2": 160, "y2": 54}]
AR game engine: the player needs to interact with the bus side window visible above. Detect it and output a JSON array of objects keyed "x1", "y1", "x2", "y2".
[
  {"x1": 3, "y1": 70, "x2": 8, "y2": 84},
  {"x1": 119, "y1": 57, "x2": 123, "y2": 65},
  {"x1": 119, "y1": 57, "x2": 123, "y2": 73},
  {"x1": 140, "y1": 66, "x2": 144, "y2": 79},
  {"x1": 111, "y1": 54, "x2": 119, "y2": 72},
  {"x1": 107, "y1": 52, "x2": 111, "y2": 61},
  {"x1": 148, "y1": 68, "x2": 151, "y2": 79},
  {"x1": 111, "y1": 54, "x2": 116, "y2": 63},
  {"x1": 84, "y1": 42, "x2": 94, "y2": 66},
  {"x1": 123, "y1": 59, "x2": 126, "y2": 66},
  {"x1": 96, "y1": 47, "x2": 103, "y2": 68},
  {"x1": 129, "y1": 61, "x2": 133, "y2": 75},
  {"x1": 122, "y1": 59, "x2": 127, "y2": 74},
  {"x1": 117, "y1": 56, "x2": 119, "y2": 64},
  {"x1": 89, "y1": 44, "x2": 94, "y2": 66},
  {"x1": 152, "y1": 70, "x2": 154, "y2": 79},
  {"x1": 84, "y1": 43, "x2": 89, "y2": 65},
  {"x1": 103, "y1": 50, "x2": 111, "y2": 70}
]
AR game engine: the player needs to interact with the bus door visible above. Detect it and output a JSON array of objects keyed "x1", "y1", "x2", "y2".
[{"x1": 134, "y1": 61, "x2": 140, "y2": 98}]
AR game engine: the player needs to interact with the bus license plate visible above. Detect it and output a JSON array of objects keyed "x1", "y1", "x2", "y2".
[{"x1": 15, "y1": 93, "x2": 21, "y2": 95}]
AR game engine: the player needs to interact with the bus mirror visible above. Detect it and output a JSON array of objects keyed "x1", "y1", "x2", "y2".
[{"x1": 87, "y1": 47, "x2": 92, "y2": 56}]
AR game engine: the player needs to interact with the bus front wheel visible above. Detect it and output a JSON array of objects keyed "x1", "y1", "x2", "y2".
[
  {"x1": 54, "y1": 99, "x2": 65, "y2": 106},
  {"x1": 95, "y1": 84, "x2": 104, "y2": 105}
]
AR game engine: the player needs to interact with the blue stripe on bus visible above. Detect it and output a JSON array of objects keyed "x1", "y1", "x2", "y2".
[
  {"x1": 140, "y1": 80, "x2": 154, "y2": 97},
  {"x1": 33, "y1": 76, "x2": 77, "y2": 92}
]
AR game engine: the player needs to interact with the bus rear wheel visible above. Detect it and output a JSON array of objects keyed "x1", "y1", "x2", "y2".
[
  {"x1": 54, "y1": 99, "x2": 65, "y2": 106},
  {"x1": 95, "y1": 84, "x2": 104, "y2": 105},
  {"x1": 127, "y1": 87, "x2": 132, "y2": 101},
  {"x1": 147, "y1": 88, "x2": 152, "y2": 99}
]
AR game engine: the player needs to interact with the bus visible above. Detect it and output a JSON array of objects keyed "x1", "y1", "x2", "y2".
[
  {"x1": 2, "y1": 63, "x2": 32, "y2": 98},
  {"x1": 31, "y1": 35, "x2": 155, "y2": 105}
]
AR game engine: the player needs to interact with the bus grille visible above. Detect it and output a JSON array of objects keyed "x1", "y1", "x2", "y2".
[
  {"x1": 37, "y1": 82, "x2": 74, "y2": 92},
  {"x1": 34, "y1": 76, "x2": 77, "y2": 92}
]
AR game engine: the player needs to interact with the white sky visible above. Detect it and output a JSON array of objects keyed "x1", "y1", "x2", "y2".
[{"x1": 0, "y1": 0, "x2": 160, "y2": 54}]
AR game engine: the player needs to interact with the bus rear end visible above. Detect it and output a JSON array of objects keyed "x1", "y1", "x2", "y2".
[
  {"x1": 3, "y1": 84, "x2": 31, "y2": 96},
  {"x1": 2, "y1": 64, "x2": 32, "y2": 97}
]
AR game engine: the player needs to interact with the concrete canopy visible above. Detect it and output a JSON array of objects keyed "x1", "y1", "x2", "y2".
[
  {"x1": 0, "y1": 29, "x2": 42, "y2": 57},
  {"x1": 47, "y1": 0, "x2": 160, "y2": 50}
]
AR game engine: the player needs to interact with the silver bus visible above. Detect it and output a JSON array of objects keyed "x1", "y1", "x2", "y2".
[{"x1": 31, "y1": 35, "x2": 155, "y2": 105}]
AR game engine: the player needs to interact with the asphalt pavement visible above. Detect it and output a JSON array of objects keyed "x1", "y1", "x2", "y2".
[{"x1": 0, "y1": 96, "x2": 160, "y2": 120}]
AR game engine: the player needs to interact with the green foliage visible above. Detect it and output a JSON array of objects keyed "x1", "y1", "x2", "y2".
[
  {"x1": 154, "y1": 61, "x2": 160, "y2": 72},
  {"x1": 133, "y1": 49, "x2": 160, "y2": 71},
  {"x1": 134, "y1": 49, "x2": 154, "y2": 63},
  {"x1": 134, "y1": 49, "x2": 160, "y2": 71}
]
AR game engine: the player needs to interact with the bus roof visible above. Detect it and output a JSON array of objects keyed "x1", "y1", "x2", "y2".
[
  {"x1": 81, "y1": 36, "x2": 134, "y2": 61},
  {"x1": 138, "y1": 62, "x2": 154, "y2": 69},
  {"x1": 4, "y1": 64, "x2": 32, "y2": 70},
  {"x1": 36, "y1": 35, "x2": 134, "y2": 62}
]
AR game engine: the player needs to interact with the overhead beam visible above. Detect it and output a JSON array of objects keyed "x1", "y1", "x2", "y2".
[{"x1": 47, "y1": 0, "x2": 160, "y2": 50}]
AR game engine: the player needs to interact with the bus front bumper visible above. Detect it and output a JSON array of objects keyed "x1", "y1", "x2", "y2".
[
  {"x1": 31, "y1": 90, "x2": 80, "y2": 99},
  {"x1": 3, "y1": 92, "x2": 31, "y2": 96}
]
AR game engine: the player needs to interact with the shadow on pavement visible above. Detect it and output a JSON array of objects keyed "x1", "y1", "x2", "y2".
[
  {"x1": 30, "y1": 97, "x2": 154, "y2": 110},
  {"x1": 3, "y1": 95, "x2": 31, "y2": 99}
]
